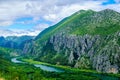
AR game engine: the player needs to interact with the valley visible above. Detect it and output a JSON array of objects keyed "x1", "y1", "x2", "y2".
[{"x1": 2, "y1": 55, "x2": 120, "y2": 80}]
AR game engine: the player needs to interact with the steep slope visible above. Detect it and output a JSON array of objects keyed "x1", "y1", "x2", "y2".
[
  {"x1": 36, "y1": 9, "x2": 120, "y2": 41},
  {"x1": 24, "y1": 9, "x2": 120, "y2": 73},
  {"x1": 36, "y1": 10, "x2": 95, "y2": 41}
]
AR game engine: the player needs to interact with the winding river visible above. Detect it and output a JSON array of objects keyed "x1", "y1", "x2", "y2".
[
  {"x1": 11, "y1": 58, "x2": 64, "y2": 72},
  {"x1": 11, "y1": 58, "x2": 120, "y2": 80},
  {"x1": 11, "y1": 58, "x2": 23, "y2": 63}
]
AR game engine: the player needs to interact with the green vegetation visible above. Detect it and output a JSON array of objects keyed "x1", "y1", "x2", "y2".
[
  {"x1": 73, "y1": 22, "x2": 120, "y2": 35},
  {"x1": 0, "y1": 47, "x2": 15, "y2": 59},
  {"x1": 0, "y1": 47, "x2": 99, "y2": 80},
  {"x1": 0, "y1": 57, "x2": 99, "y2": 80},
  {"x1": 0, "y1": 46, "x2": 120, "y2": 80}
]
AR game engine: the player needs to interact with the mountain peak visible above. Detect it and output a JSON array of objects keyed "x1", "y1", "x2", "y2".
[{"x1": 73, "y1": 9, "x2": 95, "y2": 16}]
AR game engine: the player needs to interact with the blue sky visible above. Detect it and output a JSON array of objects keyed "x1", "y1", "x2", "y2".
[
  {"x1": 0, "y1": 0, "x2": 119, "y2": 36},
  {"x1": 102, "y1": 0, "x2": 116, "y2": 5},
  {"x1": 7, "y1": 17, "x2": 52, "y2": 30}
]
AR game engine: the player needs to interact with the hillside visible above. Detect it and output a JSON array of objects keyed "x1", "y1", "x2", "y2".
[{"x1": 24, "y1": 9, "x2": 120, "y2": 73}]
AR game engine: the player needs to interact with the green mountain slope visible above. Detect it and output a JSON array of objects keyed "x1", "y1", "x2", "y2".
[
  {"x1": 24, "y1": 9, "x2": 120, "y2": 73},
  {"x1": 36, "y1": 10, "x2": 95, "y2": 42},
  {"x1": 36, "y1": 9, "x2": 120, "y2": 42}
]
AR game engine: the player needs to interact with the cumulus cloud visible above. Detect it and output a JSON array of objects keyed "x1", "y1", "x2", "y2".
[{"x1": 0, "y1": 0, "x2": 119, "y2": 36}]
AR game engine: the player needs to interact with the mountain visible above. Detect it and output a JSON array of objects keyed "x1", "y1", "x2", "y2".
[
  {"x1": 0, "y1": 36, "x2": 34, "y2": 49},
  {"x1": 5, "y1": 35, "x2": 35, "y2": 49},
  {"x1": 24, "y1": 9, "x2": 120, "y2": 73}
]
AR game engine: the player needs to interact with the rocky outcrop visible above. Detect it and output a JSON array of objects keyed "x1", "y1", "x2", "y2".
[{"x1": 37, "y1": 32, "x2": 120, "y2": 73}]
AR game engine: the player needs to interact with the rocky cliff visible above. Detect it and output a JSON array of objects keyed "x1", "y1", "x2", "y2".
[{"x1": 34, "y1": 32, "x2": 120, "y2": 73}]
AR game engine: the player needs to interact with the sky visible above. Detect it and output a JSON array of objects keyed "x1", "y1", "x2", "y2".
[{"x1": 0, "y1": 0, "x2": 120, "y2": 37}]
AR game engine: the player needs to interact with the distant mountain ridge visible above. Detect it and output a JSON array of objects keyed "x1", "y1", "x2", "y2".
[
  {"x1": 23, "y1": 9, "x2": 120, "y2": 73},
  {"x1": 0, "y1": 36, "x2": 34, "y2": 49}
]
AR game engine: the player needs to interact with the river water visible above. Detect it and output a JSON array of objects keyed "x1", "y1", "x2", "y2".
[
  {"x1": 11, "y1": 58, "x2": 64, "y2": 72},
  {"x1": 11, "y1": 58, "x2": 23, "y2": 63}
]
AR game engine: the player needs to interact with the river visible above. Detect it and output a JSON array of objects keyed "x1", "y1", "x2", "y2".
[
  {"x1": 11, "y1": 58, "x2": 23, "y2": 63},
  {"x1": 11, "y1": 58, "x2": 64, "y2": 72}
]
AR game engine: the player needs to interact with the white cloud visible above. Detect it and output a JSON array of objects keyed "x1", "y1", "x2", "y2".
[
  {"x1": 0, "y1": 29, "x2": 40, "y2": 37},
  {"x1": 0, "y1": 0, "x2": 118, "y2": 24},
  {"x1": 39, "y1": 0, "x2": 120, "y2": 23},
  {"x1": 0, "y1": 0, "x2": 111, "y2": 26}
]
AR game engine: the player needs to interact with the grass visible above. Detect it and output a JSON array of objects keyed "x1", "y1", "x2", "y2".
[{"x1": 21, "y1": 58, "x2": 50, "y2": 65}]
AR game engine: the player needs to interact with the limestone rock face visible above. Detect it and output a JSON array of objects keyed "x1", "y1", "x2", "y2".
[{"x1": 36, "y1": 32, "x2": 120, "y2": 73}]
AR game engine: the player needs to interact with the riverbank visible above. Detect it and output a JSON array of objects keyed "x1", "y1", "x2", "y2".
[
  {"x1": 8, "y1": 57, "x2": 99, "y2": 80},
  {"x1": 19, "y1": 58, "x2": 120, "y2": 80}
]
